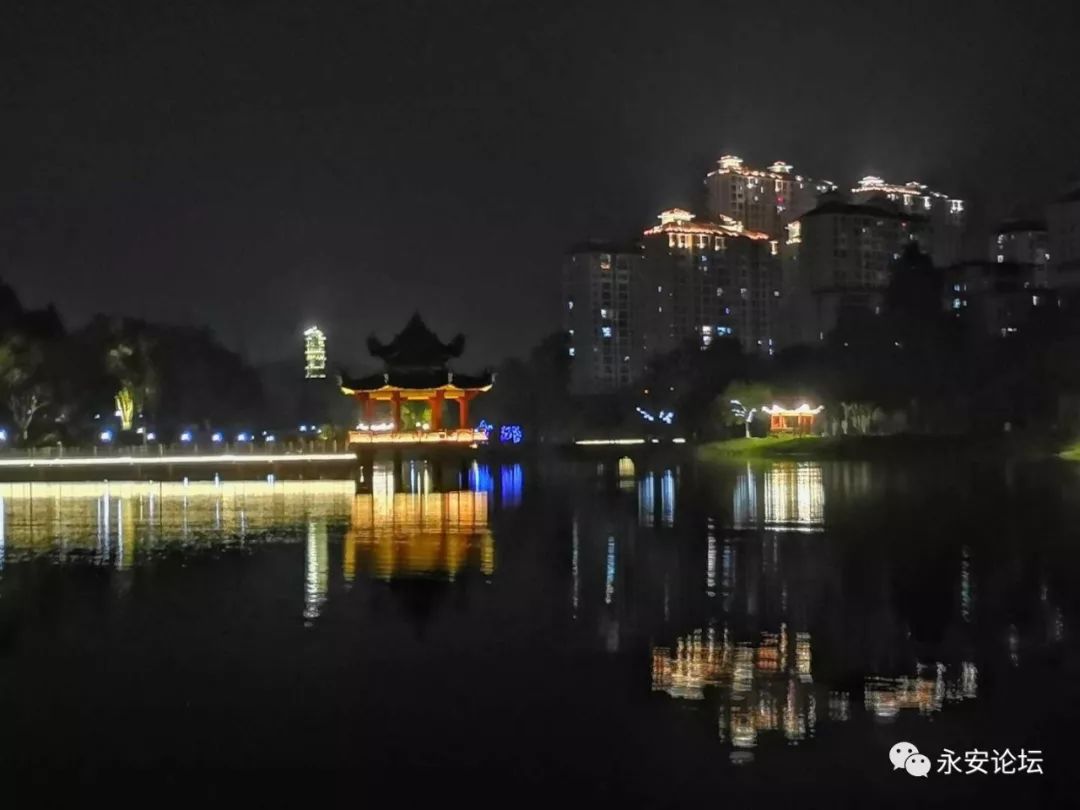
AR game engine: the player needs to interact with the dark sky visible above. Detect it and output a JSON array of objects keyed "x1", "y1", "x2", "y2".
[{"x1": 2, "y1": 0, "x2": 1078, "y2": 368}]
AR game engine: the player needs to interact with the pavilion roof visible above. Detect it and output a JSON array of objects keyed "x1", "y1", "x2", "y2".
[
  {"x1": 340, "y1": 368, "x2": 494, "y2": 393},
  {"x1": 367, "y1": 312, "x2": 465, "y2": 368}
]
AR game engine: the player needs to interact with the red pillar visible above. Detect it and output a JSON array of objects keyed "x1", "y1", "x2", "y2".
[
  {"x1": 391, "y1": 392, "x2": 402, "y2": 431},
  {"x1": 431, "y1": 391, "x2": 444, "y2": 431},
  {"x1": 458, "y1": 393, "x2": 471, "y2": 429}
]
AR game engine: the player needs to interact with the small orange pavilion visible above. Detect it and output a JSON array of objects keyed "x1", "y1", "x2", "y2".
[{"x1": 340, "y1": 314, "x2": 494, "y2": 446}]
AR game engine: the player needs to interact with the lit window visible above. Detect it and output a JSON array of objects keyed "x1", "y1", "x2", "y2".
[
  {"x1": 601, "y1": 326, "x2": 612, "y2": 338},
  {"x1": 997, "y1": 255, "x2": 1004, "y2": 264},
  {"x1": 568, "y1": 300, "x2": 574, "y2": 310},
  {"x1": 952, "y1": 297, "x2": 962, "y2": 310},
  {"x1": 568, "y1": 347, "x2": 575, "y2": 357},
  {"x1": 600, "y1": 308, "x2": 609, "y2": 318}
]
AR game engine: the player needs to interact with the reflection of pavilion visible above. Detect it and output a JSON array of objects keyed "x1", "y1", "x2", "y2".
[
  {"x1": 732, "y1": 462, "x2": 824, "y2": 532},
  {"x1": 343, "y1": 488, "x2": 494, "y2": 581}
]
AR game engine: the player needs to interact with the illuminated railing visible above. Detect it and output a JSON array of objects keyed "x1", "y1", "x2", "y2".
[{"x1": 347, "y1": 428, "x2": 488, "y2": 445}]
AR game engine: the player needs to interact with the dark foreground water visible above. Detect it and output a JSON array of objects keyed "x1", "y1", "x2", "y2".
[{"x1": 1, "y1": 460, "x2": 1078, "y2": 806}]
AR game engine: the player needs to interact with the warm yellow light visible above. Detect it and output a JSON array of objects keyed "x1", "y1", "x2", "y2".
[{"x1": 347, "y1": 429, "x2": 488, "y2": 445}]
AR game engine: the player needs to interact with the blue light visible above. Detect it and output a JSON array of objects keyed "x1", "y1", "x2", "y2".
[
  {"x1": 236, "y1": 432, "x2": 251, "y2": 442},
  {"x1": 146, "y1": 432, "x2": 156, "y2": 441},
  {"x1": 180, "y1": 431, "x2": 193, "y2": 443},
  {"x1": 499, "y1": 425, "x2": 523, "y2": 444},
  {"x1": 299, "y1": 426, "x2": 307, "y2": 433},
  {"x1": 500, "y1": 463, "x2": 523, "y2": 507},
  {"x1": 636, "y1": 406, "x2": 656, "y2": 422},
  {"x1": 468, "y1": 462, "x2": 494, "y2": 494},
  {"x1": 477, "y1": 419, "x2": 493, "y2": 436},
  {"x1": 265, "y1": 435, "x2": 275, "y2": 443},
  {"x1": 211, "y1": 432, "x2": 223, "y2": 443},
  {"x1": 99, "y1": 430, "x2": 113, "y2": 443},
  {"x1": 0, "y1": 429, "x2": 7, "y2": 442}
]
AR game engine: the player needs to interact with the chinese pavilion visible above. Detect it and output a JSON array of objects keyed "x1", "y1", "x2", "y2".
[
  {"x1": 762, "y1": 403, "x2": 824, "y2": 435},
  {"x1": 340, "y1": 313, "x2": 494, "y2": 446}
]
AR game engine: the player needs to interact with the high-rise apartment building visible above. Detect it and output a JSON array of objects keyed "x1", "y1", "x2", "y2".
[
  {"x1": 705, "y1": 155, "x2": 835, "y2": 240},
  {"x1": 640, "y1": 209, "x2": 779, "y2": 357},
  {"x1": 779, "y1": 196, "x2": 923, "y2": 345},
  {"x1": 563, "y1": 242, "x2": 643, "y2": 394},
  {"x1": 851, "y1": 176, "x2": 965, "y2": 267},
  {"x1": 304, "y1": 326, "x2": 327, "y2": 379},
  {"x1": 1047, "y1": 185, "x2": 1080, "y2": 293},
  {"x1": 990, "y1": 220, "x2": 1049, "y2": 266}
]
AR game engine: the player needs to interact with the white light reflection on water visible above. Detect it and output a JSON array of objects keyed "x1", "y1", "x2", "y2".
[
  {"x1": 0, "y1": 480, "x2": 356, "y2": 565},
  {"x1": 732, "y1": 462, "x2": 824, "y2": 532},
  {"x1": 303, "y1": 520, "x2": 329, "y2": 621}
]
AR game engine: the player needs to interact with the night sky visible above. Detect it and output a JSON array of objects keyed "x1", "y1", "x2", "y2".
[{"x1": 2, "y1": 0, "x2": 1078, "y2": 368}]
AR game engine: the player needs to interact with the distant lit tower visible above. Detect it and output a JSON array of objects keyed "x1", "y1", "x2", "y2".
[
  {"x1": 304, "y1": 326, "x2": 327, "y2": 379},
  {"x1": 704, "y1": 155, "x2": 835, "y2": 240}
]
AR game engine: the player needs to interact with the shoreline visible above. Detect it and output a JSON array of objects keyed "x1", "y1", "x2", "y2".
[{"x1": 697, "y1": 433, "x2": 1069, "y2": 462}]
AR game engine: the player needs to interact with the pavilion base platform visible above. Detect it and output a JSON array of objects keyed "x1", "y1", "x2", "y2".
[{"x1": 349, "y1": 429, "x2": 490, "y2": 493}]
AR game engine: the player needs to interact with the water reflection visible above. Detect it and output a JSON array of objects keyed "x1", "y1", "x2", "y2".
[
  {"x1": 343, "y1": 489, "x2": 493, "y2": 582},
  {"x1": 0, "y1": 471, "x2": 499, "y2": 622},
  {"x1": 622, "y1": 459, "x2": 1069, "y2": 759},
  {"x1": 652, "y1": 625, "x2": 816, "y2": 752},
  {"x1": 0, "y1": 480, "x2": 356, "y2": 566},
  {"x1": 732, "y1": 462, "x2": 825, "y2": 532}
]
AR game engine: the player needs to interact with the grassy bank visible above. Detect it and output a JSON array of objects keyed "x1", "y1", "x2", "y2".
[
  {"x1": 698, "y1": 433, "x2": 1057, "y2": 462},
  {"x1": 1057, "y1": 441, "x2": 1080, "y2": 461}
]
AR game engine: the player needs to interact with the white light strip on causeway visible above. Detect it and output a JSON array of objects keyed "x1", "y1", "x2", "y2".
[{"x1": 0, "y1": 454, "x2": 356, "y2": 468}]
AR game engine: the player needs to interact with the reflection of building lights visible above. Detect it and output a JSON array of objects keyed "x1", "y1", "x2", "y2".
[
  {"x1": 661, "y1": 469, "x2": 675, "y2": 526},
  {"x1": 864, "y1": 662, "x2": 978, "y2": 718},
  {"x1": 604, "y1": 536, "x2": 616, "y2": 605},
  {"x1": 575, "y1": 438, "x2": 646, "y2": 446}
]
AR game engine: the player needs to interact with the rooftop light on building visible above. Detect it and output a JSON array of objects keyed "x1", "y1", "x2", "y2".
[{"x1": 659, "y1": 208, "x2": 695, "y2": 225}]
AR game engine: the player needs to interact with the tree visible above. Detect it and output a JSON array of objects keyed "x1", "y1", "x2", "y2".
[
  {"x1": 106, "y1": 331, "x2": 157, "y2": 431},
  {"x1": 0, "y1": 335, "x2": 50, "y2": 443},
  {"x1": 718, "y1": 380, "x2": 773, "y2": 438}
]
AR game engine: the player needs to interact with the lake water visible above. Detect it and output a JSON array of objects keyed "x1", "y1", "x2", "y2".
[{"x1": 1, "y1": 459, "x2": 1077, "y2": 805}]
